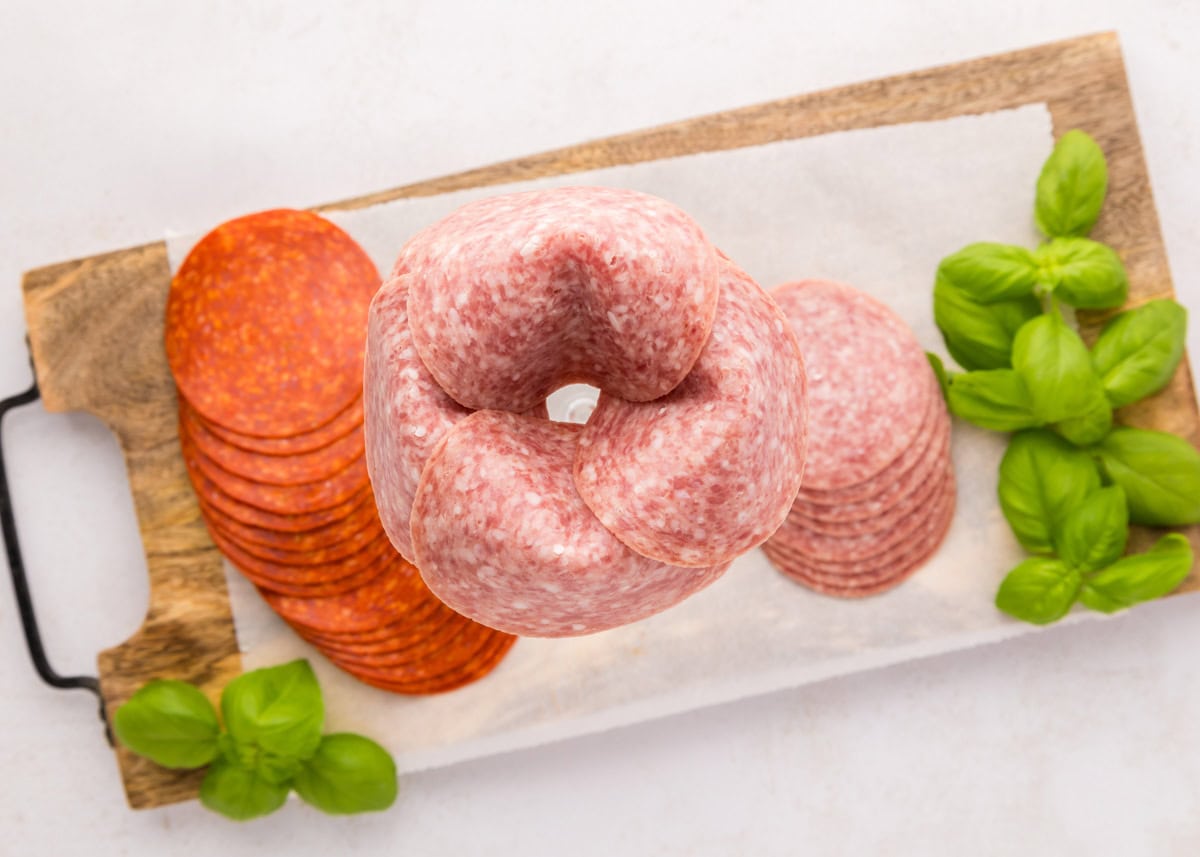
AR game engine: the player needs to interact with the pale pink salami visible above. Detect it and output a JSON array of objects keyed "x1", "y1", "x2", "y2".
[
  {"x1": 773, "y1": 461, "x2": 953, "y2": 562},
  {"x1": 764, "y1": 478, "x2": 956, "y2": 597},
  {"x1": 410, "y1": 411, "x2": 729, "y2": 637},
  {"x1": 575, "y1": 259, "x2": 807, "y2": 566},
  {"x1": 364, "y1": 274, "x2": 472, "y2": 562},
  {"x1": 790, "y1": 404, "x2": 950, "y2": 525},
  {"x1": 771, "y1": 280, "x2": 932, "y2": 491},
  {"x1": 763, "y1": 279, "x2": 954, "y2": 600},
  {"x1": 793, "y1": 381, "x2": 942, "y2": 507},
  {"x1": 402, "y1": 187, "x2": 721, "y2": 413}
]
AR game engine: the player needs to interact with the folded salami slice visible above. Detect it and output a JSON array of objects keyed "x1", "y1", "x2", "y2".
[
  {"x1": 402, "y1": 186, "x2": 721, "y2": 413},
  {"x1": 575, "y1": 259, "x2": 807, "y2": 567},
  {"x1": 364, "y1": 275, "x2": 472, "y2": 562},
  {"x1": 411, "y1": 411, "x2": 729, "y2": 636}
]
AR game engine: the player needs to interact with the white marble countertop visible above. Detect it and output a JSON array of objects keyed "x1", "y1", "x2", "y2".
[{"x1": 2, "y1": 2, "x2": 1198, "y2": 854}]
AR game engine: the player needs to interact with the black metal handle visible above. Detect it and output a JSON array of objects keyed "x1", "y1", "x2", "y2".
[{"x1": 1, "y1": 352, "x2": 111, "y2": 744}]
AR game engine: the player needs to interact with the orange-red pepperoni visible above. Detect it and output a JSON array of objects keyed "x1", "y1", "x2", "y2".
[
  {"x1": 166, "y1": 209, "x2": 378, "y2": 437},
  {"x1": 183, "y1": 448, "x2": 375, "y2": 533},
  {"x1": 181, "y1": 399, "x2": 365, "y2": 487},
  {"x1": 200, "y1": 396, "x2": 364, "y2": 455},
  {"x1": 260, "y1": 559, "x2": 432, "y2": 634},
  {"x1": 180, "y1": 427, "x2": 369, "y2": 515}
]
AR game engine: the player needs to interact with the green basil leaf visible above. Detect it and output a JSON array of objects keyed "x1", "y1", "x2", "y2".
[
  {"x1": 1080, "y1": 533, "x2": 1194, "y2": 612},
  {"x1": 1033, "y1": 237, "x2": 1128, "y2": 309},
  {"x1": 945, "y1": 369, "x2": 1041, "y2": 432},
  {"x1": 1096, "y1": 428, "x2": 1200, "y2": 526},
  {"x1": 200, "y1": 758, "x2": 290, "y2": 821},
  {"x1": 221, "y1": 660, "x2": 324, "y2": 759},
  {"x1": 938, "y1": 242, "x2": 1040, "y2": 302},
  {"x1": 998, "y1": 429, "x2": 1102, "y2": 553},
  {"x1": 1092, "y1": 299, "x2": 1188, "y2": 408},
  {"x1": 1035, "y1": 129, "x2": 1108, "y2": 238},
  {"x1": 111, "y1": 679, "x2": 220, "y2": 769},
  {"x1": 1052, "y1": 387, "x2": 1113, "y2": 447},
  {"x1": 995, "y1": 557, "x2": 1081, "y2": 624},
  {"x1": 1055, "y1": 485, "x2": 1128, "y2": 571},
  {"x1": 293, "y1": 734, "x2": 398, "y2": 815},
  {"x1": 1012, "y1": 310, "x2": 1107, "y2": 423},
  {"x1": 1078, "y1": 585, "x2": 1128, "y2": 614},
  {"x1": 927, "y1": 352, "x2": 951, "y2": 399},
  {"x1": 933, "y1": 272, "x2": 1043, "y2": 370}
]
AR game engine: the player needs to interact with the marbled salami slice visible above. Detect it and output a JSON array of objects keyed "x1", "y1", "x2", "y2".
[
  {"x1": 410, "y1": 411, "x2": 728, "y2": 637},
  {"x1": 788, "y1": 406, "x2": 951, "y2": 529},
  {"x1": 771, "y1": 280, "x2": 933, "y2": 491},
  {"x1": 402, "y1": 187, "x2": 721, "y2": 413},
  {"x1": 772, "y1": 462, "x2": 953, "y2": 562},
  {"x1": 764, "y1": 479, "x2": 956, "y2": 597},
  {"x1": 575, "y1": 259, "x2": 807, "y2": 566},
  {"x1": 785, "y1": 442, "x2": 949, "y2": 537},
  {"x1": 792, "y1": 380, "x2": 942, "y2": 508}
]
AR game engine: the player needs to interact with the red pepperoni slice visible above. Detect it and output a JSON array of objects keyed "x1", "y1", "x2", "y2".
[
  {"x1": 166, "y1": 209, "x2": 378, "y2": 436},
  {"x1": 260, "y1": 558, "x2": 432, "y2": 634},
  {"x1": 184, "y1": 451, "x2": 375, "y2": 534},
  {"x1": 181, "y1": 399, "x2": 364, "y2": 486},
  {"x1": 180, "y1": 425, "x2": 369, "y2": 515},
  {"x1": 201, "y1": 396, "x2": 364, "y2": 456}
]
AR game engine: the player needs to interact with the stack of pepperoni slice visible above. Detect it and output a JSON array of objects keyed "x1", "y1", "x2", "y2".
[
  {"x1": 763, "y1": 280, "x2": 955, "y2": 598},
  {"x1": 165, "y1": 208, "x2": 515, "y2": 693}
]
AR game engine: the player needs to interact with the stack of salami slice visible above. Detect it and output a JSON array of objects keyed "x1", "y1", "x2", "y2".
[
  {"x1": 165, "y1": 209, "x2": 515, "y2": 693},
  {"x1": 763, "y1": 280, "x2": 955, "y2": 598}
]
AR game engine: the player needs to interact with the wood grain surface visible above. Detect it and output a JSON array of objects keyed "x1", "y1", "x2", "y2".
[{"x1": 19, "y1": 31, "x2": 1195, "y2": 810}]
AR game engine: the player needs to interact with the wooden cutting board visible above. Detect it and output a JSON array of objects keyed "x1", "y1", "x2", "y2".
[{"x1": 19, "y1": 31, "x2": 1198, "y2": 810}]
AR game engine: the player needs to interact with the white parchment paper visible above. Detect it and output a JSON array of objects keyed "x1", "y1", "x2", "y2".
[{"x1": 167, "y1": 104, "x2": 1079, "y2": 773}]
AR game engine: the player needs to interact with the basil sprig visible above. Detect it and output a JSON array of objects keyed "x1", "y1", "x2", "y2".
[
  {"x1": 112, "y1": 660, "x2": 398, "y2": 820},
  {"x1": 1033, "y1": 237, "x2": 1128, "y2": 309},
  {"x1": 931, "y1": 128, "x2": 1198, "y2": 625},
  {"x1": 993, "y1": 474, "x2": 1194, "y2": 625}
]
